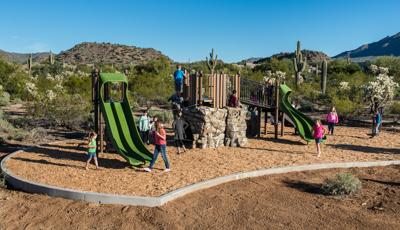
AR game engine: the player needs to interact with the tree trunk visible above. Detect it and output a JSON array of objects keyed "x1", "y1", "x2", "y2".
[{"x1": 371, "y1": 116, "x2": 375, "y2": 136}]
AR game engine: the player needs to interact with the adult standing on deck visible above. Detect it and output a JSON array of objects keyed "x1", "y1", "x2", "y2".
[{"x1": 173, "y1": 65, "x2": 185, "y2": 93}]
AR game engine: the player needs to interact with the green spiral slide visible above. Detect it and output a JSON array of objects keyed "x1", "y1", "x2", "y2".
[
  {"x1": 99, "y1": 73, "x2": 152, "y2": 166},
  {"x1": 279, "y1": 84, "x2": 326, "y2": 143}
]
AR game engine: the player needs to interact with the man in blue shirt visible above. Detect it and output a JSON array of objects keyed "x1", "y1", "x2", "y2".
[{"x1": 173, "y1": 65, "x2": 185, "y2": 93}]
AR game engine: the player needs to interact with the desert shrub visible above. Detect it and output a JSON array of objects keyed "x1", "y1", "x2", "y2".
[
  {"x1": 322, "y1": 172, "x2": 362, "y2": 196},
  {"x1": 24, "y1": 127, "x2": 48, "y2": 141},
  {"x1": 10, "y1": 132, "x2": 26, "y2": 141},
  {"x1": 0, "y1": 85, "x2": 10, "y2": 106},
  {"x1": 332, "y1": 97, "x2": 363, "y2": 118},
  {"x1": 0, "y1": 136, "x2": 5, "y2": 145},
  {"x1": 388, "y1": 101, "x2": 400, "y2": 115},
  {"x1": 27, "y1": 93, "x2": 91, "y2": 128},
  {"x1": 298, "y1": 100, "x2": 314, "y2": 112},
  {"x1": 128, "y1": 57, "x2": 174, "y2": 105},
  {"x1": 148, "y1": 109, "x2": 174, "y2": 123},
  {"x1": 0, "y1": 118, "x2": 15, "y2": 133}
]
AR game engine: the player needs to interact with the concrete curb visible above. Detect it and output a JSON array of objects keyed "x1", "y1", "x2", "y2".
[{"x1": 2, "y1": 149, "x2": 400, "y2": 207}]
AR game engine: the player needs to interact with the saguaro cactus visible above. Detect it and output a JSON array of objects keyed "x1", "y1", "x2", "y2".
[
  {"x1": 27, "y1": 53, "x2": 32, "y2": 76},
  {"x1": 206, "y1": 48, "x2": 218, "y2": 75},
  {"x1": 347, "y1": 52, "x2": 351, "y2": 64},
  {"x1": 293, "y1": 41, "x2": 307, "y2": 87},
  {"x1": 321, "y1": 59, "x2": 328, "y2": 94},
  {"x1": 49, "y1": 51, "x2": 55, "y2": 65}
]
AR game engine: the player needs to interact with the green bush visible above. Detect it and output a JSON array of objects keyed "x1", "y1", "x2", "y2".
[
  {"x1": 388, "y1": 101, "x2": 400, "y2": 114},
  {"x1": 11, "y1": 132, "x2": 25, "y2": 141},
  {"x1": 332, "y1": 97, "x2": 363, "y2": 118},
  {"x1": 0, "y1": 118, "x2": 15, "y2": 133},
  {"x1": 148, "y1": 109, "x2": 174, "y2": 124},
  {"x1": 322, "y1": 172, "x2": 362, "y2": 196}
]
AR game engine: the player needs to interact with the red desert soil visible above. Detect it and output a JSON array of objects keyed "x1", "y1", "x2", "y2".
[
  {"x1": 0, "y1": 166, "x2": 399, "y2": 229},
  {"x1": 4, "y1": 126, "x2": 400, "y2": 196}
]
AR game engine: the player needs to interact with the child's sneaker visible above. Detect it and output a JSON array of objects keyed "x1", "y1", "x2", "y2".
[
  {"x1": 164, "y1": 168, "x2": 171, "y2": 172},
  {"x1": 143, "y1": 167, "x2": 152, "y2": 172}
]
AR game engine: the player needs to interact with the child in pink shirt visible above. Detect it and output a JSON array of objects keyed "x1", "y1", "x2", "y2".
[
  {"x1": 144, "y1": 121, "x2": 170, "y2": 172},
  {"x1": 313, "y1": 119, "x2": 327, "y2": 157},
  {"x1": 326, "y1": 107, "x2": 339, "y2": 135}
]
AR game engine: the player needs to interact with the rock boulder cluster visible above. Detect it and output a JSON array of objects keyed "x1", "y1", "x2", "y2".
[{"x1": 182, "y1": 106, "x2": 248, "y2": 149}]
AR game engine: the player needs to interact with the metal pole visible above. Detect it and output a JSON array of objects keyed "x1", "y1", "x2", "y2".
[
  {"x1": 281, "y1": 111, "x2": 285, "y2": 136},
  {"x1": 274, "y1": 80, "x2": 280, "y2": 139}
]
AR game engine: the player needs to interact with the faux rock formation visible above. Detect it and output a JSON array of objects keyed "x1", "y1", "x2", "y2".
[
  {"x1": 182, "y1": 106, "x2": 247, "y2": 149},
  {"x1": 225, "y1": 107, "x2": 248, "y2": 147}
]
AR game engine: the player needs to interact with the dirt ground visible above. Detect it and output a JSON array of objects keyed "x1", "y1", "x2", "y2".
[
  {"x1": 4, "y1": 126, "x2": 400, "y2": 196},
  {"x1": 0, "y1": 165, "x2": 399, "y2": 229}
]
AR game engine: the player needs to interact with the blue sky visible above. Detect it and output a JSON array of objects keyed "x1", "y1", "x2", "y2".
[{"x1": 0, "y1": 0, "x2": 399, "y2": 62}]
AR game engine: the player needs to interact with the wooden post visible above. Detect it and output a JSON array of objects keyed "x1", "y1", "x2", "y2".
[
  {"x1": 264, "y1": 110, "x2": 268, "y2": 134},
  {"x1": 274, "y1": 80, "x2": 280, "y2": 139},
  {"x1": 257, "y1": 107, "x2": 262, "y2": 138},
  {"x1": 91, "y1": 68, "x2": 104, "y2": 155},
  {"x1": 281, "y1": 111, "x2": 285, "y2": 136},
  {"x1": 198, "y1": 72, "x2": 203, "y2": 105}
]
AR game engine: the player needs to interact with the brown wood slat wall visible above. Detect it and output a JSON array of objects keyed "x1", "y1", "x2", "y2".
[{"x1": 184, "y1": 72, "x2": 231, "y2": 109}]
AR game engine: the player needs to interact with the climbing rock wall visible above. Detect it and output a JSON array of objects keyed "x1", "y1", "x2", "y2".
[
  {"x1": 225, "y1": 107, "x2": 248, "y2": 147},
  {"x1": 182, "y1": 106, "x2": 247, "y2": 149}
]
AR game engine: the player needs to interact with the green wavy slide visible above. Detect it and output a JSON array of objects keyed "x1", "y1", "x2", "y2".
[
  {"x1": 99, "y1": 73, "x2": 152, "y2": 166},
  {"x1": 279, "y1": 84, "x2": 326, "y2": 143}
]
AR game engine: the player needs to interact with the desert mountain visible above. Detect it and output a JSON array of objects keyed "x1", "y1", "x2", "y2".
[
  {"x1": 334, "y1": 32, "x2": 400, "y2": 58},
  {"x1": 56, "y1": 42, "x2": 170, "y2": 65}
]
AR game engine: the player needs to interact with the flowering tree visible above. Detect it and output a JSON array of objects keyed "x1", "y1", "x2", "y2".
[
  {"x1": 264, "y1": 70, "x2": 286, "y2": 84},
  {"x1": 363, "y1": 65, "x2": 399, "y2": 134},
  {"x1": 363, "y1": 65, "x2": 399, "y2": 114}
]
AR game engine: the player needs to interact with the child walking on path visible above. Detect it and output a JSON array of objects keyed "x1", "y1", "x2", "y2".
[
  {"x1": 173, "y1": 112, "x2": 189, "y2": 154},
  {"x1": 139, "y1": 110, "x2": 150, "y2": 145},
  {"x1": 373, "y1": 110, "x2": 382, "y2": 136},
  {"x1": 144, "y1": 121, "x2": 170, "y2": 172},
  {"x1": 312, "y1": 119, "x2": 327, "y2": 157},
  {"x1": 326, "y1": 107, "x2": 339, "y2": 135},
  {"x1": 85, "y1": 132, "x2": 99, "y2": 170}
]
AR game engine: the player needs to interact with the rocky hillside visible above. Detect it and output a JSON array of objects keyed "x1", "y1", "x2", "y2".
[
  {"x1": 255, "y1": 50, "x2": 330, "y2": 64},
  {"x1": 56, "y1": 42, "x2": 170, "y2": 65},
  {"x1": 0, "y1": 50, "x2": 49, "y2": 64},
  {"x1": 334, "y1": 32, "x2": 400, "y2": 58}
]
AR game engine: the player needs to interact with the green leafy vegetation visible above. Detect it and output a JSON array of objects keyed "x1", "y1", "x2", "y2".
[{"x1": 322, "y1": 172, "x2": 362, "y2": 196}]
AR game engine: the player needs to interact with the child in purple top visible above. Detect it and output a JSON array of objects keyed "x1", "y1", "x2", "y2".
[
  {"x1": 326, "y1": 107, "x2": 339, "y2": 135},
  {"x1": 313, "y1": 119, "x2": 327, "y2": 157}
]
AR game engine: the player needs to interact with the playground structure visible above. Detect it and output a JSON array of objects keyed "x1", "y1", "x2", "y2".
[
  {"x1": 183, "y1": 72, "x2": 283, "y2": 139},
  {"x1": 182, "y1": 71, "x2": 324, "y2": 142},
  {"x1": 91, "y1": 67, "x2": 323, "y2": 165},
  {"x1": 91, "y1": 70, "x2": 152, "y2": 165}
]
